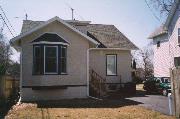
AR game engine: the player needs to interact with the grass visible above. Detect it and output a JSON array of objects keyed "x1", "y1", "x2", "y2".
[{"x1": 5, "y1": 99, "x2": 175, "y2": 119}]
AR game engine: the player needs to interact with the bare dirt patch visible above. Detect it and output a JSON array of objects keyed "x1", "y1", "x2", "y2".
[{"x1": 5, "y1": 99, "x2": 175, "y2": 119}]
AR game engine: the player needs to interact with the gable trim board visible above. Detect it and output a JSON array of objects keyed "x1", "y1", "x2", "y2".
[{"x1": 10, "y1": 16, "x2": 99, "y2": 49}]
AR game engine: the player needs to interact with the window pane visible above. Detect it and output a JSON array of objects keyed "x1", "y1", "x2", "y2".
[
  {"x1": 60, "y1": 46, "x2": 67, "y2": 73},
  {"x1": 45, "y1": 46, "x2": 57, "y2": 73},
  {"x1": 61, "y1": 47, "x2": 66, "y2": 57},
  {"x1": 35, "y1": 47, "x2": 41, "y2": 57},
  {"x1": 34, "y1": 58, "x2": 41, "y2": 74},
  {"x1": 34, "y1": 46, "x2": 42, "y2": 74},
  {"x1": 107, "y1": 55, "x2": 117, "y2": 75},
  {"x1": 61, "y1": 58, "x2": 66, "y2": 73}
]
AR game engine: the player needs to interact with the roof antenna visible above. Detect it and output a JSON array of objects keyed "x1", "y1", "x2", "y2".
[
  {"x1": 25, "y1": 13, "x2": 28, "y2": 20},
  {"x1": 71, "y1": 8, "x2": 74, "y2": 20}
]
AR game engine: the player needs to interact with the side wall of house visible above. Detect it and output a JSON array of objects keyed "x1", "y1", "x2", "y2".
[
  {"x1": 153, "y1": 34, "x2": 170, "y2": 77},
  {"x1": 168, "y1": 3, "x2": 180, "y2": 68},
  {"x1": 20, "y1": 21, "x2": 92, "y2": 101},
  {"x1": 89, "y1": 50, "x2": 132, "y2": 84}
]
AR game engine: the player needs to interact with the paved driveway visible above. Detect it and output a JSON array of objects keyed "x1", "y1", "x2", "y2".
[
  {"x1": 125, "y1": 84, "x2": 170, "y2": 115},
  {"x1": 126, "y1": 94, "x2": 170, "y2": 115}
]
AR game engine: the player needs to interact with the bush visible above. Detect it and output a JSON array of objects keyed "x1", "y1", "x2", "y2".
[
  {"x1": 0, "y1": 64, "x2": 6, "y2": 75},
  {"x1": 124, "y1": 82, "x2": 136, "y2": 94}
]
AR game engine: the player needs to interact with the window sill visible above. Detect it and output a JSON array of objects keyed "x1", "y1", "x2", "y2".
[
  {"x1": 32, "y1": 73, "x2": 68, "y2": 76},
  {"x1": 106, "y1": 74, "x2": 118, "y2": 76}
]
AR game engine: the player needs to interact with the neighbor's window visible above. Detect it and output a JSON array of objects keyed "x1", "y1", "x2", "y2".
[
  {"x1": 157, "y1": 41, "x2": 160, "y2": 48},
  {"x1": 44, "y1": 46, "x2": 58, "y2": 74},
  {"x1": 174, "y1": 57, "x2": 180, "y2": 67},
  {"x1": 178, "y1": 28, "x2": 180, "y2": 44},
  {"x1": 106, "y1": 55, "x2": 117, "y2": 76},
  {"x1": 33, "y1": 45, "x2": 67, "y2": 75}
]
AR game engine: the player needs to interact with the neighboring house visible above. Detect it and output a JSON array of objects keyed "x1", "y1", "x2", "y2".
[
  {"x1": 10, "y1": 16, "x2": 138, "y2": 101},
  {"x1": 149, "y1": 0, "x2": 180, "y2": 78}
]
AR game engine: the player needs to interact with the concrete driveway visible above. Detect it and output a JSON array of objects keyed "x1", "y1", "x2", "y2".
[
  {"x1": 125, "y1": 84, "x2": 170, "y2": 115},
  {"x1": 126, "y1": 94, "x2": 170, "y2": 115}
]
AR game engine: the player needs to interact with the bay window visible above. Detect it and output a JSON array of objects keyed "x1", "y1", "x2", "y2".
[{"x1": 33, "y1": 45, "x2": 67, "y2": 75}]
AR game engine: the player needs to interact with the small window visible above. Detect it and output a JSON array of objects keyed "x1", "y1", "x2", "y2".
[
  {"x1": 157, "y1": 41, "x2": 160, "y2": 48},
  {"x1": 60, "y1": 46, "x2": 67, "y2": 74},
  {"x1": 44, "y1": 46, "x2": 58, "y2": 74},
  {"x1": 178, "y1": 28, "x2": 180, "y2": 44},
  {"x1": 106, "y1": 55, "x2": 117, "y2": 76},
  {"x1": 33, "y1": 46, "x2": 43, "y2": 74},
  {"x1": 174, "y1": 57, "x2": 180, "y2": 67}
]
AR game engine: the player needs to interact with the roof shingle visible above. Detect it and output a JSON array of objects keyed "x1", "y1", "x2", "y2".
[{"x1": 20, "y1": 19, "x2": 138, "y2": 50}]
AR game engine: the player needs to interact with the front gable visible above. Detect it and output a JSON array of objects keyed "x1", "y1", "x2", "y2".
[{"x1": 10, "y1": 16, "x2": 99, "y2": 50}]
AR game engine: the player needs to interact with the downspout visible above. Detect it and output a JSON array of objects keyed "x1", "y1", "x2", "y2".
[
  {"x1": 86, "y1": 48, "x2": 90, "y2": 97},
  {"x1": 17, "y1": 47, "x2": 22, "y2": 105}
]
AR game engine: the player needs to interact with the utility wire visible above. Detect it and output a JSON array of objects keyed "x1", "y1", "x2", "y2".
[
  {"x1": 144, "y1": 0, "x2": 161, "y2": 22},
  {"x1": 0, "y1": 14, "x2": 14, "y2": 37},
  {"x1": 0, "y1": 6, "x2": 16, "y2": 34}
]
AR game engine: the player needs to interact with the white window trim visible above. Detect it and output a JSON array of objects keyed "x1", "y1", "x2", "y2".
[
  {"x1": 44, "y1": 46, "x2": 58, "y2": 74},
  {"x1": 106, "y1": 54, "x2": 117, "y2": 76},
  {"x1": 32, "y1": 41, "x2": 69, "y2": 46}
]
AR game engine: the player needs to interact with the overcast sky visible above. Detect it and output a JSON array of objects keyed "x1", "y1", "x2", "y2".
[{"x1": 0, "y1": 0, "x2": 164, "y2": 61}]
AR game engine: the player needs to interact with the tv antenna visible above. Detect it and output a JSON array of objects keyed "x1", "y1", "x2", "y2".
[{"x1": 71, "y1": 8, "x2": 74, "y2": 20}]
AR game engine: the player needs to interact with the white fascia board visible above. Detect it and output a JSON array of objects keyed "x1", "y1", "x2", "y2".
[{"x1": 10, "y1": 16, "x2": 99, "y2": 47}]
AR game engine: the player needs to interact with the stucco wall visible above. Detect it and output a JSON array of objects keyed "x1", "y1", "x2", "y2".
[
  {"x1": 89, "y1": 49, "x2": 132, "y2": 83},
  {"x1": 21, "y1": 86, "x2": 87, "y2": 101},
  {"x1": 21, "y1": 21, "x2": 90, "y2": 86},
  {"x1": 153, "y1": 34, "x2": 170, "y2": 77}
]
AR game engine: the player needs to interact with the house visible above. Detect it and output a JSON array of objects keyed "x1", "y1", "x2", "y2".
[
  {"x1": 148, "y1": 0, "x2": 180, "y2": 78},
  {"x1": 10, "y1": 16, "x2": 138, "y2": 101}
]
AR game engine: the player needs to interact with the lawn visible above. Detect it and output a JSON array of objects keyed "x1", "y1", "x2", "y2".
[{"x1": 5, "y1": 99, "x2": 175, "y2": 119}]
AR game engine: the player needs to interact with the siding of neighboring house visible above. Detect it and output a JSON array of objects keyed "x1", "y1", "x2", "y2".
[
  {"x1": 89, "y1": 49, "x2": 132, "y2": 84},
  {"x1": 168, "y1": 3, "x2": 180, "y2": 68},
  {"x1": 153, "y1": 34, "x2": 170, "y2": 77},
  {"x1": 20, "y1": 21, "x2": 93, "y2": 101}
]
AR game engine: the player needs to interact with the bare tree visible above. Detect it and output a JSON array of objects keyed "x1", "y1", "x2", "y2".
[
  {"x1": 147, "y1": 0, "x2": 174, "y2": 16},
  {"x1": 0, "y1": 32, "x2": 12, "y2": 75},
  {"x1": 132, "y1": 45, "x2": 154, "y2": 80}
]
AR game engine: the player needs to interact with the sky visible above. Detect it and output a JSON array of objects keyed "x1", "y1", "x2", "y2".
[{"x1": 0, "y1": 0, "x2": 165, "y2": 62}]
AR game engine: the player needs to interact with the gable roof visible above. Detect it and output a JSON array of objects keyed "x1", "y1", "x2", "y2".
[
  {"x1": 10, "y1": 16, "x2": 99, "y2": 47},
  {"x1": 11, "y1": 16, "x2": 138, "y2": 50}
]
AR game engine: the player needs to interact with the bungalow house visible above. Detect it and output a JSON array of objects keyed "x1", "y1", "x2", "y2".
[
  {"x1": 10, "y1": 16, "x2": 138, "y2": 101},
  {"x1": 149, "y1": 0, "x2": 180, "y2": 78}
]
